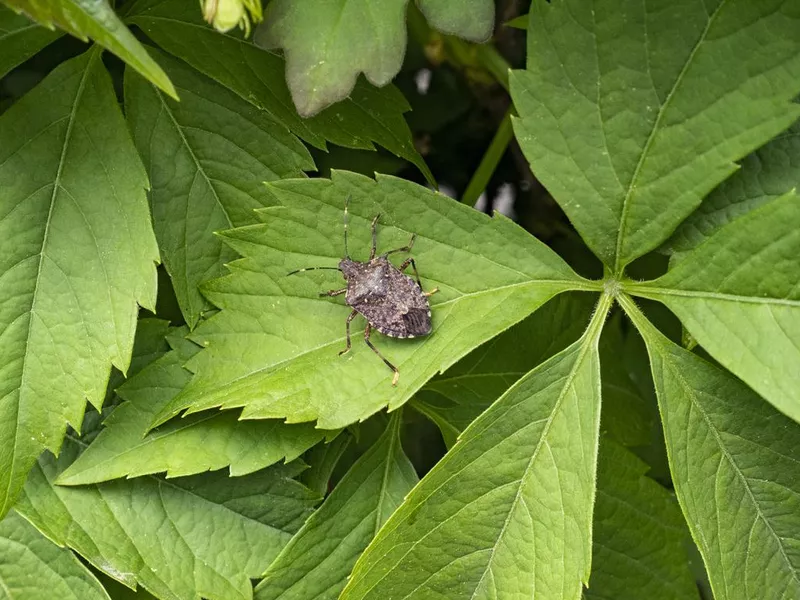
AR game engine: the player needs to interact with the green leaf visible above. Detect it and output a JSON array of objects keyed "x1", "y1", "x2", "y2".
[
  {"x1": 259, "y1": 0, "x2": 408, "y2": 117},
  {"x1": 503, "y1": 13, "x2": 528, "y2": 30},
  {"x1": 0, "y1": 510, "x2": 110, "y2": 600},
  {"x1": 510, "y1": 0, "x2": 800, "y2": 271},
  {"x1": 151, "y1": 171, "x2": 590, "y2": 430},
  {"x1": 666, "y1": 120, "x2": 800, "y2": 257},
  {"x1": 56, "y1": 331, "x2": 332, "y2": 486},
  {"x1": 0, "y1": 4, "x2": 61, "y2": 78},
  {"x1": 627, "y1": 191, "x2": 800, "y2": 423},
  {"x1": 125, "y1": 48, "x2": 314, "y2": 327},
  {"x1": 16, "y1": 440, "x2": 319, "y2": 600},
  {"x1": 254, "y1": 412, "x2": 417, "y2": 600},
  {"x1": 299, "y1": 432, "x2": 352, "y2": 497},
  {"x1": 260, "y1": 0, "x2": 493, "y2": 116},
  {"x1": 416, "y1": 0, "x2": 493, "y2": 42},
  {"x1": 2, "y1": 0, "x2": 175, "y2": 98},
  {"x1": 125, "y1": 0, "x2": 433, "y2": 185},
  {"x1": 412, "y1": 291, "x2": 595, "y2": 447},
  {"x1": 587, "y1": 439, "x2": 698, "y2": 600},
  {"x1": 620, "y1": 294, "x2": 800, "y2": 600},
  {"x1": 340, "y1": 294, "x2": 612, "y2": 600},
  {"x1": 0, "y1": 49, "x2": 159, "y2": 518}
]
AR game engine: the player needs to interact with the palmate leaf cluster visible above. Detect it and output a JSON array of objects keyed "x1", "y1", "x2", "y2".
[{"x1": 0, "y1": 0, "x2": 799, "y2": 599}]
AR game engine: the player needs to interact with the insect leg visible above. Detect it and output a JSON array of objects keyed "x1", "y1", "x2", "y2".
[
  {"x1": 398, "y1": 257, "x2": 422, "y2": 289},
  {"x1": 384, "y1": 233, "x2": 416, "y2": 257},
  {"x1": 344, "y1": 195, "x2": 351, "y2": 259},
  {"x1": 287, "y1": 266, "x2": 341, "y2": 276},
  {"x1": 339, "y1": 310, "x2": 358, "y2": 356},
  {"x1": 364, "y1": 324, "x2": 400, "y2": 386},
  {"x1": 369, "y1": 213, "x2": 381, "y2": 259},
  {"x1": 320, "y1": 288, "x2": 347, "y2": 297}
]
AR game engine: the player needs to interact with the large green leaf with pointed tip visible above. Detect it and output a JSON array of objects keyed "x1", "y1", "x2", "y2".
[
  {"x1": 622, "y1": 295, "x2": 800, "y2": 600},
  {"x1": 2, "y1": 0, "x2": 175, "y2": 97},
  {"x1": 149, "y1": 171, "x2": 590, "y2": 431},
  {"x1": 0, "y1": 48, "x2": 159, "y2": 518},
  {"x1": 16, "y1": 439, "x2": 319, "y2": 600},
  {"x1": 340, "y1": 295, "x2": 611, "y2": 600},
  {"x1": 510, "y1": 0, "x2": 800, "y2": 271},
  {"x1": 627, "y1": 191, "x2": 800, "y2": 423},
  {"x1": 125, "y1": 48, "x2": 313, "y2": 327},
  {"x1": 124, "y1": 0, "x2": 433, "y2": 184},
  {"x1": 254, "y1": 412, "x2": 417, "y2": 600},
  {"x1": 0, "y1": 510, "x2": 110, "y2": 600},
  {"x1": 0, "y1": 4, "x2": 60, "y2": 78},
  {"x1": 56, "y1": 330, "x2": 332, "y2": 486}
]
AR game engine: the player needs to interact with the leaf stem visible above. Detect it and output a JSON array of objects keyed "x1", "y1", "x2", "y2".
[{"x1": 460, "y1": 107, "x2": 514, "y2": 206}]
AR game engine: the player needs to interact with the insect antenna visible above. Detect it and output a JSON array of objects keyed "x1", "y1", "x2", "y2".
[
  {"x1": 287, "y1": 266, "x2": 341, "y2": 276},
  {"x1": 343, "y1": 194, "x2": 351, "y2": 259}
]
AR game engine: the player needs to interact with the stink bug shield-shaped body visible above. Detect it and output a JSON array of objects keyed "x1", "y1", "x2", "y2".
[{"x1": 289, "y1": 198, "x2": 437, "y2": 385}]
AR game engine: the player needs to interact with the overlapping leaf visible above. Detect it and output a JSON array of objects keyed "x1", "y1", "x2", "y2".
[
  {"x1": 57, "y1": 330, "x2": 332, "y2": 486},
  {"x1": 16, "y1": 440, "x2": 319, "y2": 600},
  {"x1": 511, "y1": 0, "x2": 800, "y2": 271},
  {"x1": 0, "y1": 5, "x2": 60, "y2": 78},
  {"x1": 151, "y1": 171, "x2": 589, "y2": 430},
  {"x1": 627, "y1": 192, "x2": 800, "y2": 423},
  {"x1": 622, "y1": 295, "x2": 800, "y2": 600},
  {"x1": 0, "y1": 48, "x2": 159, "y2": 517},
  {"x1": 587, "y1": 439, "x2": 698, "y2": 600},
  {"x1": 125, "y1": 48, "x2": 313, "y2": 326},
  {"x1": 412, "y1": 291, "x2": 594, "y2": 447},
  {"x1": 0, "y1": 510, "x2": 110, "y2": 600},
  {"x1": 125, "y1": 0, "x2": 433, "y2": 183},
  {"x1": 254, "y1": 412, "x2": 417, "y2": 600},
  {"x1": 3, "y1": 0, "x2": 175, "y2": 97},
  {"x1": 258, "y1": 0, "x2": 493, "y2": 116},
  {"x1": 666, "y1": 120, "x2": 800, "y2": 257},
  {"x1": 340, "y1": 295, "x2": 611, "y2": 600}
]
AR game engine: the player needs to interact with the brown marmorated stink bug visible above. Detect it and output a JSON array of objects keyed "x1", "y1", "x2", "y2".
[{"x1": 289, "y1": 197, "x2": 438, "y2": 385}]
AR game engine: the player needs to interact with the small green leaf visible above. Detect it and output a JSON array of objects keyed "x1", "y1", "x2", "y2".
[
  {"x1": 0, "y1": 510, "x2": 110, "y2": 600},
  {"x1": 587, "y1": 439, "x2": 698, "y2": 600},
  {"x1": 3, "y1": 0, "x2": 175, "y2": 97},
  {"x1": 627, "y1": 191, "x2": 800, "y2": 423},
  {"x1": 259, "y1": 0, "x2": 493, "y2": 117},
  {"x1": 56, "y1": 331, "x2": 331, "y2": 486},
  {"x1": 151, "y1": 171, "x2": 590, "y2": 431},
  {"x1": 510, "y1": 0, "x2": 800, "y2": 271},
  {"x1": 340, "y1": 294, "x2": 612, "y2": 600},
  {"x1": 0, "y1": 4, "x2": 61, "y2": 78},
  {"x1": 416, "y1": 0, "x2": 494, "y2": 41},
  {"x1": 254, "y1": 412, "x2": 417, "y2": 600},
  {"x1": 0, "y1": 48, "x2": 160, "y2": 518},
  {"x1": 126, "y1": 0, "x2": 433, "y2": 184},
  {"x1": 259, "y1": 0, "x2": 408, "y2": 117},
  {"x1": 16, "y1": 440, "x2": 319, "y2": 600},
  {"x1": 666, "y1": 120, "x2": 800, "y2": 257},
  {"x1": 125, "y1": 48, "x2": 314, "y2": 327},
  {"x1": 412, "y1": 291, "x2": 595, "y2": 447},
  {"x1": 503, "y1": 13, "x2": 528, "y2": 30},
  {"x1": 621, "y1": 294, "x2": 800, "y2": 600}
]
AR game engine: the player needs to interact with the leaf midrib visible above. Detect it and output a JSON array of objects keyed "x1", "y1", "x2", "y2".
[
  {"x1": 183, "y1": 279, "x2": 579, "y2": 406},
  {"x1": 628, "y1": 285, "x2": 800, "y2": 308},
  {"x1": 612, "y1": 1, "x2": 726, "y2": 272}
]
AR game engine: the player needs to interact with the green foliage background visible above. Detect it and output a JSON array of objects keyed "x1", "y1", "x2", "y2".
[{"x1": 0, "y1": 0, "x2": 798, "y2": 599}]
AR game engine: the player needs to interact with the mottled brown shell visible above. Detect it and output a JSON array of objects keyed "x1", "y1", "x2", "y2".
[{"x1": 340, "y1": 257, "x2": 432, "y2": 338}]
